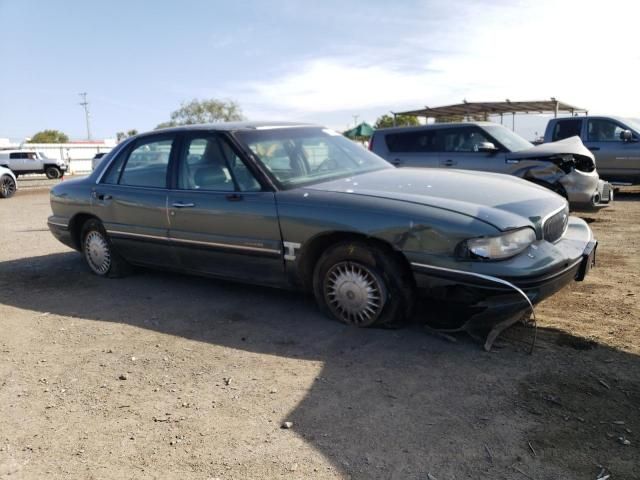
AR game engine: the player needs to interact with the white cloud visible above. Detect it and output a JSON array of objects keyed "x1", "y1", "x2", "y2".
[{"x1": 234, "y1": 0, "x2": 640, "y2": 122}]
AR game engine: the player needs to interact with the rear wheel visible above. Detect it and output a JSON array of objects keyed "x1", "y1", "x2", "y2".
[
  {"x1": 313, "y1": 241, "x2": 414, "y2": 327},
  {"x1": 45, "y1": 166, "x2": 62, "y2": 179},
  {"x1": 0, "y1": 175, "x2": 16, "y2": 198},
  {"x1": 81, "y1": 219, "x2": 131, "y2": 277}
]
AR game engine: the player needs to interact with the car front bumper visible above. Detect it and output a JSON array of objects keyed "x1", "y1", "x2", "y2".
[
  {"x1": 561, "y1": 169, "x2": 613, "y2": 209},
  {"x1": 411, "y1": 239, "x2": 595, "y2": 306},
  {"x1": 408, "y1": 216, "x2": 595, "y2": 322}
]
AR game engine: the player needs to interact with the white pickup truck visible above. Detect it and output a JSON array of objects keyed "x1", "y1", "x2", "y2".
[{"x1": 0, "y1": 150, "x2": 68, "y2": 179}]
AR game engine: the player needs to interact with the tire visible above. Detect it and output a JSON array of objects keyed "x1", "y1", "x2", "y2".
[
  {"x1": 0, "y1": 175, "x2": 16, "y2": 198},
  {"x1": 80, "y1": 219, "x2": 131, "y2": 277},
  {"x1": 312, "y1": 241, "x2": 414, "y2": 328},
  {"x1": 45, "y1": 166, "x2": 62, "y2": 179}
]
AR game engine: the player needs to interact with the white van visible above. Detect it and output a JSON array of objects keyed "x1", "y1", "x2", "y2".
[{"x1": 0, "y1": 150, "x2": 68, "y2": 179}]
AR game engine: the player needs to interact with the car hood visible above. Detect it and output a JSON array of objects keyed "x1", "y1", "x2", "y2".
[
  {"x1": 507, "y1": 136, "x2": 594, "y2": 161},
  {"x1": 305, "y1": 168, "x2": 567, "y2": 231}
]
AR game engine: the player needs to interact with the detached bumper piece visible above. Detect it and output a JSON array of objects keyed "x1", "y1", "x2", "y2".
[{"x1": 576, "y1": 240, "x2": 597, "y2": 281}]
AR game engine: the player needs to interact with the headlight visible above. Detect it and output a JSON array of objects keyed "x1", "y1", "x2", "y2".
[{"x1": 461, "y1": 227, "x2": 536, "y2": 260}]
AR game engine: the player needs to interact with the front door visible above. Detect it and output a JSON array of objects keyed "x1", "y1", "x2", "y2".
[
  {"x1": 167, "y1": 132, "x2": 284, "y2": 286},
  {"x1": 434, "y1": 126, "x2": 507, "y2": 172},
  {"x1": 92, "y1": 134, "x2": 177, "y2": 268},
  {"x1": 584, "y1": 118, "x2": 640, "y2": 182}
]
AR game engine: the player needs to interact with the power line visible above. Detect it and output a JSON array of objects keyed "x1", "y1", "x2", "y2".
[{"x1": 78, "y1": 92, "x2": 92, "y2": 140}]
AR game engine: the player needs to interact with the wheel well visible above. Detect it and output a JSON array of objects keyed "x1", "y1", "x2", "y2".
[
  {"x1": 69, "y1": 213, "x2": 99, "y2": 250},
  {"x1": 297, "y1": 232, "x2": 414, "y2": 291}
]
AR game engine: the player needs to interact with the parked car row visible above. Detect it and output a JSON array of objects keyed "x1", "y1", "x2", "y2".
[
  {"x1": 47, "y1": 122, "x2": 597, "y2": 340},
  {"x1": 369, "y1": 122, "x2": 613, "y2": 209}
]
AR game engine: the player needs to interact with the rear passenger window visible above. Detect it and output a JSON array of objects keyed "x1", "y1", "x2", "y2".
[
  {"x1": 120, "y1": 139, "x2": 172, "y2": 188},
  {"x1": 385, "y1": 131, "x2": 437, "y2": 153},
  {"x1": 552, "y1": 119, "x2": 582, "y2": 141},
  {"x1": 105, "y1": 137, "x2": 173, "y2": 188}
]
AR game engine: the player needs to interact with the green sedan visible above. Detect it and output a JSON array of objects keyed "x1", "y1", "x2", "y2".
[{"x1": 48, "y1": 123, "x2": 596, "y2": 330}]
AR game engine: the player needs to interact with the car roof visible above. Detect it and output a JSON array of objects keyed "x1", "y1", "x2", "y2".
[
  {"x1": 373, "y1": 121, "x2": 499, "y2": 134},
  {"x1": 552, "y1": 115, "x2": 631, "y2": 122},
  {"x1": 151, "y1": 121, "x2": 320, "y2": 135}
]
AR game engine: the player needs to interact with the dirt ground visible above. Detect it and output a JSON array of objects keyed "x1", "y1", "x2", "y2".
[{"x1": 0, "y1": 179, "x2": 638, "y2": 480}]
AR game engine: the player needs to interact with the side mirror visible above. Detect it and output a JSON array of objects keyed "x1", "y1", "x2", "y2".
[
  {"x1": 477, "y1": 141, "x2": 498, "y2": 153},
  {"x1": 620, "y1": 129, "x2": 633, "y2": 141}
]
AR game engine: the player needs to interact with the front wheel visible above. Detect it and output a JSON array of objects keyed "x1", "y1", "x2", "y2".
[
  {"x1": 45, "y1": 166, "x2": 62, "y2": 179},
  {"x1": 312, "y1": 241, "x2": 414, "y2": 327},
  {"x1": 81, "y1": 219, "x2": 131, "y2": 277},
  {"x1": 0, "y1": 175, "x2": 16, "y2": 198}
]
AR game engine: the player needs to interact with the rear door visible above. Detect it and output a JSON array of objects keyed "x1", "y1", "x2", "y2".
[
  {"x1": 379, "y1": 129, "x2": 439, "y2": 168},
  {"x1": 8, "y1": 152, "x2": 26, "y2": 172},
  {"x1": 167, "y1": 132, "x2": 284, "y2": 285},
  {"x1": 22, "y1": 152, "x2": 41, "y2": 173},
  {"x1": 584, "y1": 118, "x2": 640, "y2": 182},
  {"x1": 549, "y1": 118, "x2": 583, "y2": 142},
  {"x1": 434, "y1": 126, "x2": 507, "y2": 172},
  {"x1": 92, "y1": 134, "x2": 177, "y2": 268}
]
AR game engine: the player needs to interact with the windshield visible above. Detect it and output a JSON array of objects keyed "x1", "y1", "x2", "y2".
[
  {"x1": 482, "y1": 125, "x2": 533, "y2": 152},
  {"x1": 235, "y1": 127, "x2": 392, "y2": 189},
  {"x1": 624, "y1": 118, "x2": 640, "y2": 133}
]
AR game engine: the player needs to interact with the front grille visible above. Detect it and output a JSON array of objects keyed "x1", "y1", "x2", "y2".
[{"x1": 543, "y1": 206, "x2": 569, "y2": 243}]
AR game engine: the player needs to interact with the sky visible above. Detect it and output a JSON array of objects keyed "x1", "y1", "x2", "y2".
[{"x1": 1, "y1": 0, "x2": 639, "y2": 142}]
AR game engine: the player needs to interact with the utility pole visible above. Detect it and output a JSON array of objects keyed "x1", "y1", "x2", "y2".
[
  {"x1": 352, "y1": 114, "x2": 359, "y2": 127},
  {"x1": 78, "y1": 92, "x2": 92, "y2": 140}
]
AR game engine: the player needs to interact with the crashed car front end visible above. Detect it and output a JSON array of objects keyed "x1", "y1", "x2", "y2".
[
  {"x1": 508, "y1": 136, "x2": 613, "y2": 209},
  {"x1": 406, "y1": 203, "x2": 596, "y2": 346},
  {"x1": 408, "y1": 205, "x2": 595, "y2": 303}
]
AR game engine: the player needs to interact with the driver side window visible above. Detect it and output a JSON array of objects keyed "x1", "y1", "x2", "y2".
[
  {"x1": 587, "y1": 119, "x2": 626, "y2": 142},
  {"x1": 440, "y1": 128, "x2": 492, "y2": 153},
  {"x1": 178, "y1": 135, "x2": 262, "y2": 192}
]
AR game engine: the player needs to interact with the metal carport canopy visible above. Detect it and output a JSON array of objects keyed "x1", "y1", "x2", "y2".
[{"x1": 396, "y1": 100, "x2": 588, "y2": 119}]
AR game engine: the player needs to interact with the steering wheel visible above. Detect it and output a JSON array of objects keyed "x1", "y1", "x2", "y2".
[{"x1": 313, "y1": 157, "x2": 338, "y2": 173}]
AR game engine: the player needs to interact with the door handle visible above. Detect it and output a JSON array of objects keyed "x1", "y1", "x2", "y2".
[
  {"x1": 93, "y1": 192, "x2": 112, "y2": 201},
  {"x1": 172, "y1": 202, "x2": 195, "y2": 208},
  {"x1": 588, "y1": 147, "x2": 600, "y2": 151},
  {"x1": 225, "y1": 194, "x2": 243, "y2": 201},
  {"x1": 442, "y1": 159, "x2": 457, "y2": 166},
  {"x1": 392, "y1": 159, "x2": 402, "y2": 166}
]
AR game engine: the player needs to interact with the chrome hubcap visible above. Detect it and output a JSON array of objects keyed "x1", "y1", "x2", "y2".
[
  {"x1": 84, "y1": 231, "x2": 111, "y2": 275},
  {"x1": 325, "y1": 261, "x2": 385, "y2": 326}
]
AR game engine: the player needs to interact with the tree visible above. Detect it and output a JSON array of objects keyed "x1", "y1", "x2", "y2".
[
  {"x1": 116, "y1": 129, "x2": 139, "y2": 142},
  {"x1": 374, "y1": 114, "x2": 419, "y2": 129},
  {"x1": 28, "y1": 130, "x2": 69, "y2": 143},
  {"x1": 156, "y1": 98, "x2": 244, "y2": 129}
]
